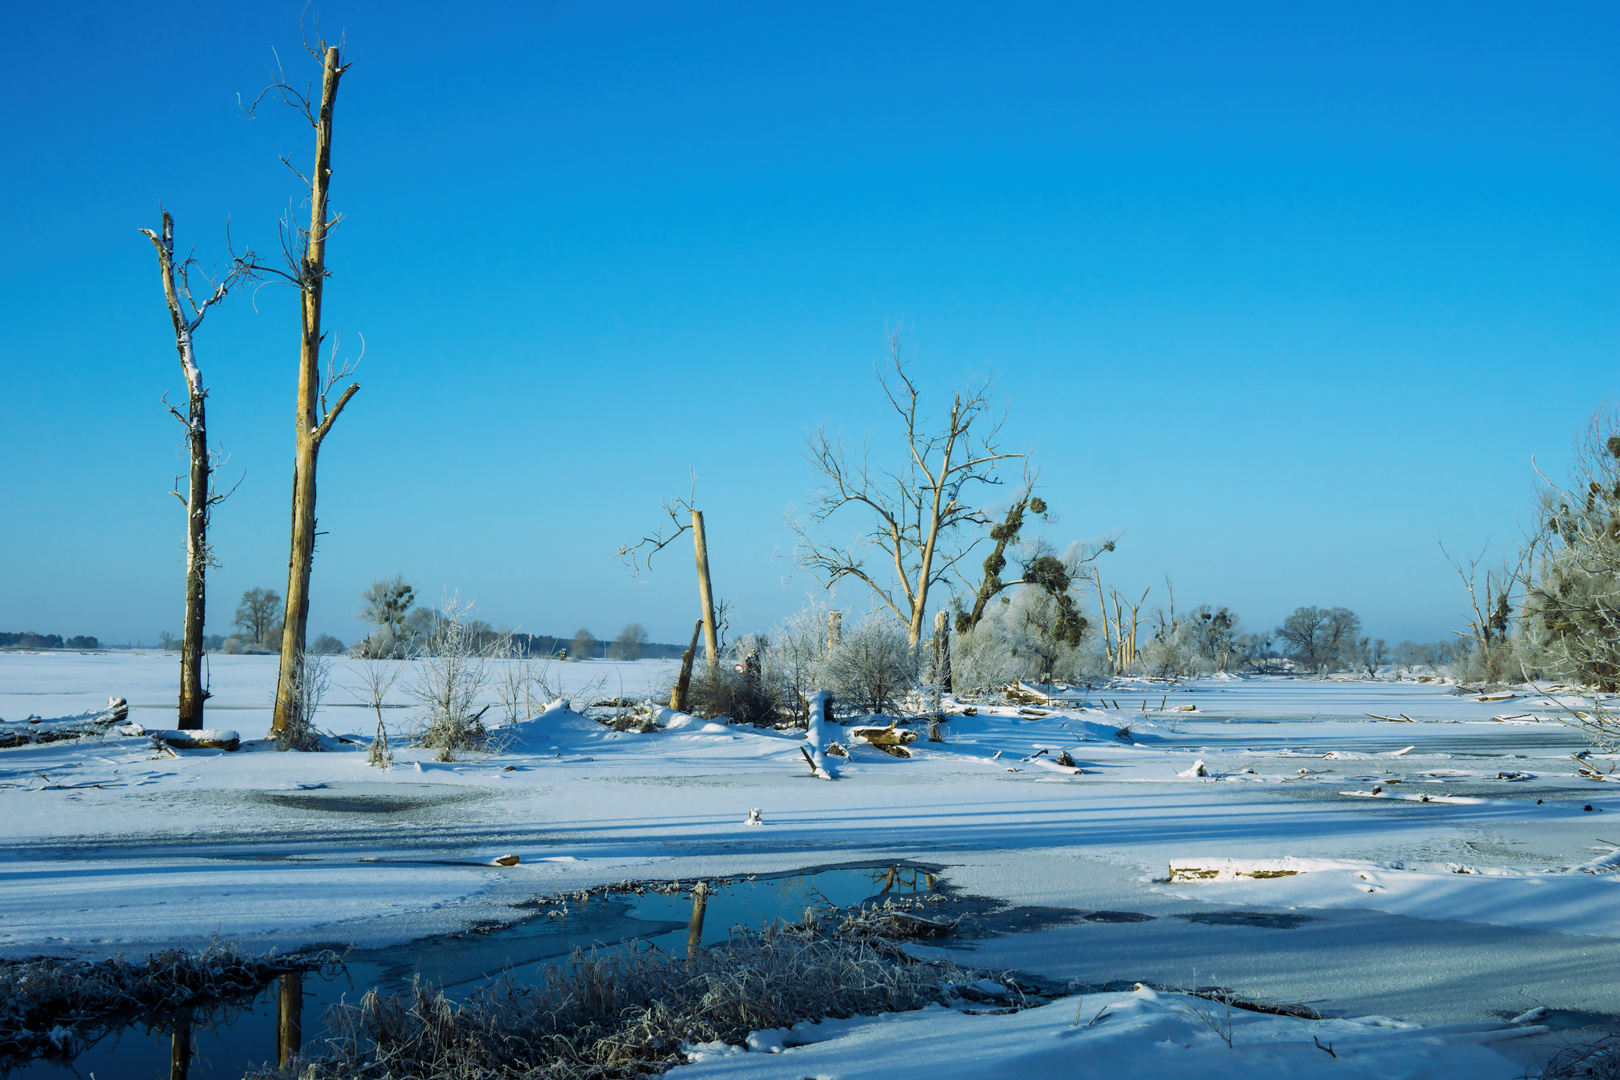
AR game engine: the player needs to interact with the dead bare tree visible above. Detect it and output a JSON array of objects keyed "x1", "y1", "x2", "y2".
[
  {"x1": 139, "y1": 211, "x2": 256, "y2": 730},
  {"x1": 1092, "y1": 568, "x2": 1149, "y2": 675},
  {"x1": 245, "y1": 36, "x2": 363, "y2": 735},
  {"x1": 1442, "y1": 539, "x2": 1532, "y2": 682},
  {"x1": 617, "y1": 475, "x2": 721, "y2": 669},
  {"x1": 792, "y1": 330, "x2": 1022, "y2": 647}
]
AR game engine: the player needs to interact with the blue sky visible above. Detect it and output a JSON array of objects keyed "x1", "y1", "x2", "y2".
[{"x1": 1, "y1": 1, "x2": 1616, "y2": 648}]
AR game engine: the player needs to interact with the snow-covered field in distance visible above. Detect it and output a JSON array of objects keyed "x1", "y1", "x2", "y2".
[
  {"x1": 2, "y1": 652, "x2": 1617, "y2": 1077},
  {"x1": 0, "y1": 649, "x2": 672, "y2": 739}
]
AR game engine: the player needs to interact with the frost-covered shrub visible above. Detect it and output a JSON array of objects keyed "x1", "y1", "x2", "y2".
[
  {"x1": 1138, "y1": 618, "x2": 1211, "y2": 679},
  {"x1": 950, "y1": 622, "x2": 1021, "y2": 696},
  {"x1": 275, "y1": 651, "x2": 329, "y2": 752},
  {"x1": 953, "y1": 586, "x2": 1096, "y2": 690},
  {"x1": 761, "y1": 599, "x2": 835, "y2": 725},
  {"x1": 1452, "y1": 638, "x2": 1533, "y2": 685},
  {"x1": 409, "y1": 595, "x2": 492, "y2": 760},
  {"x1": 826, "y1": 612, "x2": 917, "y2": 715},
  {"x1": 682, "y1": 633, "x2": 783, "y2": 727}
]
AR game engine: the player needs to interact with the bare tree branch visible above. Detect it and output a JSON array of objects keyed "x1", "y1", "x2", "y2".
[{"x1": 792, "y1": 327, "x2": 1024, "y2": 646}]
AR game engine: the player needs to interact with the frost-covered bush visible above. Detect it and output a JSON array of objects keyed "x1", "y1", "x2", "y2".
[
  {"x1": 409, "y1": 595, "x2": 492, "y2": 760},
  {"x1": 761, "y1": 599, "x2": 835, "y2": 725},
  {"x1": 1519, "y1": 412, "x2": 1620, "y2": 691},
  {"x1": 952, "y1": 586, "x2": 1096, "y2": 691},
  {"x1": 1138, "y1": 617, "x2": 1211, "y2": 679},
  {"x1": 950, "y1": 622, "x2": 1021, "y2": 695},
  {"x1": 826, "y1": 611, "x2": 917, "y2": 715},
  {"x1": 1452, "y1": 638, "x2": 1532, "y2": 685},
  {"x1": 275, "y1": 651, "x2": 329, "y2": 752},
  {"x1": 682, "y1": 633, "x2": 782, "y2": 727}
]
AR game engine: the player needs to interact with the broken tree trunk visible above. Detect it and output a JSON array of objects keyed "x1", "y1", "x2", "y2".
[
  {"x1": 669, "y1": 618, "x2": 702, "y2": 711},
  {"x1": 273, "y1": 45, "x2": 359, "y2": 736},
  {"x1": 803, "y1": 690, "x2": 836, "y2": 778},
  {"x1": 691, "y1": 509, "x2": 719, "y2": 669},
  {"x1": 848, "y1": 719, "x2": 917, "y2": 758},
  {"x1": 142, "y1": 212, "x2": 237, "y2": 731},
  {"x1": 277, "y1": 970, "x2": 302, "y2": 1067},
  {"x1": 933, "y1": 609, "x2": 952, "y2": 698},
  {"x1": 686, "y1": 882, "x2": 708, "y2": 959}
]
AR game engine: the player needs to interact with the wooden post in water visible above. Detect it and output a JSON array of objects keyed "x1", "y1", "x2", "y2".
[
  {"x1": 686, "y1": 881, "x2": 709, "y2": 959},
  {"x1": 169, "y1": 1012, "x2": 192, "y2": 1080},
  {"x1": 669, "y1": 619, "x2": 702, "y2": 712},
  {"x1": 277, "y1": 970, "x2": 303, "y2": 1067}
]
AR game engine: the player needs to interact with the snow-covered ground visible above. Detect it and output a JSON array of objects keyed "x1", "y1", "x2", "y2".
[{"x1": 3, "y1": 652, "x2": 1617, "y2": 1077}]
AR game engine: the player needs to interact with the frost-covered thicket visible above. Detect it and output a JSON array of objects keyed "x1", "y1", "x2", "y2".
[
  {"x1": 274, "y1": 650, "x2": 329, "y2": 751},
  {"x1": 1523, "y1": 414, "x2": 1620, "y2": 692},
  {"x1": 409, "y1": 596, "x2": 492, "y2": 760},
  {"x1": 824, "y1": 611, "x2": 917, "y2": 715}
]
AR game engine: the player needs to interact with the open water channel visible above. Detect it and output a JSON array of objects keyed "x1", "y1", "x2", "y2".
[{"x1": 8, "y1": 862, "x2": 938, "y2": 1080}]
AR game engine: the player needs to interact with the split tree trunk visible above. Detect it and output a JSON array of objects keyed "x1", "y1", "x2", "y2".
[
  {"x1": 273, "y1": 46, "x2": 359, "y2": 734},
  {"x1": 933, "y1": 609, "x2": 952, "y2": 696},
  {"x1": 691, "y1": 509, "x2": 719, "y2": 669},
  {"x1": 669, "y1": 618, "x2": 702, "y2": 711}
]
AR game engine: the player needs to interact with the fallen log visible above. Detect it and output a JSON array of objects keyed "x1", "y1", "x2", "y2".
[
  {"x1": 0, "y1": 698, "x2": 130, "y2": 749},
  {"x1": 118, "y1": 724, "x2": 240, "y2": 751},
  {"x1": 848, "y1": 720, "x2": 918, "y2": 758},
  {"x1": 1169, "y1": 860, "x2": 1303, "y2": 882}
]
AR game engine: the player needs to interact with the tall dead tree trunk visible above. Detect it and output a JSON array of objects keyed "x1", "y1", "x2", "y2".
[
  {"x1": 271, "y1": 45, "x2": 360, "y2": 735},
  {"x1": 691, "y1": 509, "x2": 720, "y2": 668},
  {"x1": 141, "y1": 211, "x2": 249, "y2": 731}
]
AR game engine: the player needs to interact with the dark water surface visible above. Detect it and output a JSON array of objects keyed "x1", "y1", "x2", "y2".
[{"x1": 9, "y1": 863, "x2": 937, "y2": 1080}]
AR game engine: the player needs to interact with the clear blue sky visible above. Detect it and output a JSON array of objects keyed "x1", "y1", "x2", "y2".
[{"x1": 2, "y1": 1, "x2": 1615, "y2": 648}]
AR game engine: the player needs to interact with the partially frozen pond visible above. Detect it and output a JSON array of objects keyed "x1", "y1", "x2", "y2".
[{"x1": 6, "y1": 862, "x2": 942, "y2": 1079}]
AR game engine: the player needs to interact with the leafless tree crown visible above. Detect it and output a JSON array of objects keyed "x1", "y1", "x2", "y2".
[{"x1": 792, "y1": 329, "x2": 1023, "y2": 644}]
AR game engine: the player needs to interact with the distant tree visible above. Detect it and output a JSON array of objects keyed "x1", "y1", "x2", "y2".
[
  {"x1": 1188, "y1": 606, "x2": 1244, "y2": 672},
  {"x1": 159, "y1": 631, "x2": 180, "y2": 651},
  {"x1": 1321, "y1": 608, "x2": 1364, "y2": 669},
  {"x1": 309, "y1": 633, "x2": 347, "y2": 655},
  {"x1": 1277, "y1": 606, "x2": 1362, "y2": 672},
  {"x1": 611, "y1": 622, "x2": 650, "y2": 661},
  {"x1": 235, "y1": 588, "x2": 283, "y2": 646},
  {"x1": 64, "y1": 636, "x2": 100, "y2": 650},
  {"x1": 356, "y1": 576, "x2": 416, "y2": 656},
  {"x1": 359, "y1": 576, "x2": 415, "y2": 640},
  {"x1": 571, "y1": 627, "x2": 597, "y2": 661}
]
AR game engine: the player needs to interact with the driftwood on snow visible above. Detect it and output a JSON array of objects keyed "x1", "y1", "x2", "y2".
[{"x1": 0, "y1": 698, "x2": 129, "y2": 749}]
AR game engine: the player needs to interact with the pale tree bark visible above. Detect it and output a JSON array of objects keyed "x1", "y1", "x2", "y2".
[
  {"x1": 260, "y1": 43, "x2": 362, "y2": 735},
  {"x1": 140, "y1": 211, "x2": 253, "y2": 730},
  {"x1": 690, "y1": 510, "x2": 720, "y2": 667},
  {"x1": 792, "y1": 330, "x2": 1023, "y2": 647},
  {"x1": 618, "y1": 477, "x2": 722, "y2": 670}
]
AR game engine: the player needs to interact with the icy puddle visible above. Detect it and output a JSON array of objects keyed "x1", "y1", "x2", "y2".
[{"x1": 8, "y1": 862, "x2": 940, "y2": 1079}]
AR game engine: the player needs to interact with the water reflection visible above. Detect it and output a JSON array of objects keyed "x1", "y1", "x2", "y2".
[{"x1": 5, "y1": 863, "x2": 943, "y2": 1079}]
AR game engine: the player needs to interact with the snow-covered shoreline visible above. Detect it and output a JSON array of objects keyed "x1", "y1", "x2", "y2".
[{"x1": 3, "y1": 654, "x2": 1616, "y2": 1075}]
